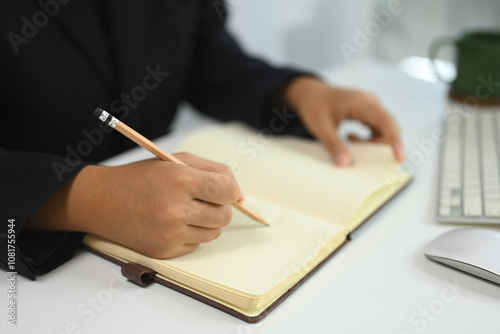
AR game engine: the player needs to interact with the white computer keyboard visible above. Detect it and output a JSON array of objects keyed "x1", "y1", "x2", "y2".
[{"x1": 437, "y1": 102, "x2": 500, "y2": 224}]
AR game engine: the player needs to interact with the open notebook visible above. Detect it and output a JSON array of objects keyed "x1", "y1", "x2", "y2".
[{"x1": 83, "y1": 122, "x2": 411, "y2": 322}]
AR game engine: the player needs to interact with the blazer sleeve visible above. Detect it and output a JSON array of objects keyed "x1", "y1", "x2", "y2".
[
  {"x1": 185, "y1": 1, "x2": 310, "y2": 129},
  {"x1": 0, "y1": 148, "x2": 89, "y2": 280}
]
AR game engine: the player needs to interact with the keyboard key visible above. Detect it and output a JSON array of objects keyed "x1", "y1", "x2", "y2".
[
  {"x1": 484, "y1": 191, "x2": 500, "y2": 200},
  {"x1": 440, "y1": 180, "x2": 461, "y2": 189},
  {"x1": 463, "y1": 189, "x2": 481, "y2": 196},
  {"x1": 437, "y1": 103, "x2": 500, "y2": 223},
  {"x1": 483, "y1": 176, "x2": 500, "y2": 183},
  {"x1": 484, "y1": 186, "x2": 500, "y2": 195},
  {"x1": 442, "y1": 175, "x2": 461, "y2": 184},
  {"x1": 485, "y1": 201, "x2": 500, "y2": 218},
  {"x1": 440, "y1": 188, "x2": 452, "y2": 200},
  {"x1": 463, "y1": 197, "x2": 482, "y2": 217},
  {"x1": 463, "y1": 183, "x2": 481, "y2": 192},
  {"x1": 439, "y1": 205, "x2": 451, "y2": 217}
]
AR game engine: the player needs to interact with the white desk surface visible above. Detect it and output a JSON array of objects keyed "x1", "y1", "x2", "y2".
[{"x1": 3, "y1": 59, "x2": 500, "y2": 334}]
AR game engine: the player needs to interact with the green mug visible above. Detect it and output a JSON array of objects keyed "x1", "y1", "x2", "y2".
[{"x1": 430, "y1": 30, "x2": 500, "y2": 105}]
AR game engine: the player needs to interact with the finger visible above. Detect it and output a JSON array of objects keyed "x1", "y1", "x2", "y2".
[
  {"x1": 187, "y1": 169, "x2": 240, "y2": 204},
  {"x1": 161, "y1": 243, "x2": 199, "y2": 259},
  {"x1": 238, "y1": 188, "x2": 247, "y2": 202},
  {"x1": 184, "y1": 225, "x2": 224, "y2": 244},
  {"x1": 347, "y1": 134, "x2": 362, "y2": 142},
  {"x1": 371, "y1": 114, "x2": 405, "y2": 162},
  {"x1": 174, "y1": 152, "x2": 234, "y2": 176},
  {"x1": 308, "y1": 115, "x2": 351, "y2": 167},
  {"x1": 367, "y1": 132, "x2": 405, "y2": 162},
  {"x1": 350, "y1": 132, "x2": 405, "y2": 162},
  {"x1": 386, "y1": 123, "x2": 405, "y2": 162},
  {"x1": 184, "y1": 200, "x2": 233, "y2": 228},
  {"x1": 175, "y1": 152, "x2": 247, "y2": 201},
  {"x1": 349, "y1": 135, "x2": 383, "y2": 144},
  {"x1": 349, "y1": 98, "x2": 404, "y2": 162},
  {"x1": 182, "y1": 243, "x2": 199, "y2": 251},
  {"x1": 343, "y1": 92, "x2": 405, "y2": 162},
  {"x1": 392, "y1": 143, "x2": 405, "y2": 162}
]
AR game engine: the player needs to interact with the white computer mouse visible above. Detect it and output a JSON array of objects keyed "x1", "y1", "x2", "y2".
[{"x1": 423, "y1": 227, "x2": 500, "y2": 285}]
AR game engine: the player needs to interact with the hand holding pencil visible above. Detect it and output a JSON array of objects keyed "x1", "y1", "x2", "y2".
[
  {"x1": 26, "y1": 108, "x2": 267, "y2": 260},
  {"x1": 94, "y1": 108, "x2": 268, "y2": 226},
  {"x1": 96, "y1": 155, "x2": 249, "y2": 258}
]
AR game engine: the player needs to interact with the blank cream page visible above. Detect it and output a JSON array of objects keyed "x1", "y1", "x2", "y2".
[
  {"x1": 83, "y1": 196, "x2": 347, "y2": 310},
  {"x1": 177, "y1": 122, "x2": 408, "y2": 227}
]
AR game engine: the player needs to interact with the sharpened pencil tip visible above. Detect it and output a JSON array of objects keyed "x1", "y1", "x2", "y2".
[
  {"x1": 94, "y1": 107, "x2": 104, "y2": 118},
  {"x1": 232, "y1": 201, "x2": 269, "y2": 226},
  {"x1": 255, "y1": 215, "x2": 270, "y2": 226}
]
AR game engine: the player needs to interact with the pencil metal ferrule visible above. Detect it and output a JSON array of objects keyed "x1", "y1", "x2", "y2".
[{"x1": 98, "y1": 109, "x2": 119, "y2": 128}]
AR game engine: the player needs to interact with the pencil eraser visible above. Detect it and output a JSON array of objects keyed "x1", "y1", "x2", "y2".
[{"x1": 94, "y1": 107, "x2": 104, "y2": 118}]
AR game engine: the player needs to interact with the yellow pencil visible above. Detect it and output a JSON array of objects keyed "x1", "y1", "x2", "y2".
[{"x1": 93, "y1": 108, "x2": 269, "y2": 226}]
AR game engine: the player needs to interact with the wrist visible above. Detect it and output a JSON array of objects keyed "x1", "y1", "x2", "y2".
[
  {"x1": 25, "y1": 165, "x2": 110, "y2": 234},
  {"x1": 284, "y1": 76, "x2": 329, "y2": 113}
]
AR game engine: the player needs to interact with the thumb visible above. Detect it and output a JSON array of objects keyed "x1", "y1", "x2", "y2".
[{"x1": 238, "y1": 187, "x2": 246, "y2": 202}]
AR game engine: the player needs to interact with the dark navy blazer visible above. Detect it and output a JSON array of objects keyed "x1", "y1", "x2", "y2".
[{"x1": 0, "y1": 0, "x2": 305, "y2": 279}]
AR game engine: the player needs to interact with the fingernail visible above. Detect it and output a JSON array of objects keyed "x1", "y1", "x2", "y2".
[
  {"x1": 395, "y1": 147, "x2": 406, "y2": 161},
  {"x1": 238, "y1": 188, "x2": 247, "y2": 202},
  {"x1": 334, "y1": 151, "x2": 350, "y2": 167}
]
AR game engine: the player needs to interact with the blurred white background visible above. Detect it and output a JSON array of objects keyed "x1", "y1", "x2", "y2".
[{"x1": 225, "y1": 0, "x2": 500, "y2": 71}]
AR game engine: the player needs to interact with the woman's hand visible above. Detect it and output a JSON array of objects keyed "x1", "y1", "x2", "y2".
[
  {"x1": 285, "y1": 76, "x2": 405, "y2": 167},
  {"x1": 25, "y1": 153, "x2": 242, "y2": 258}
]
